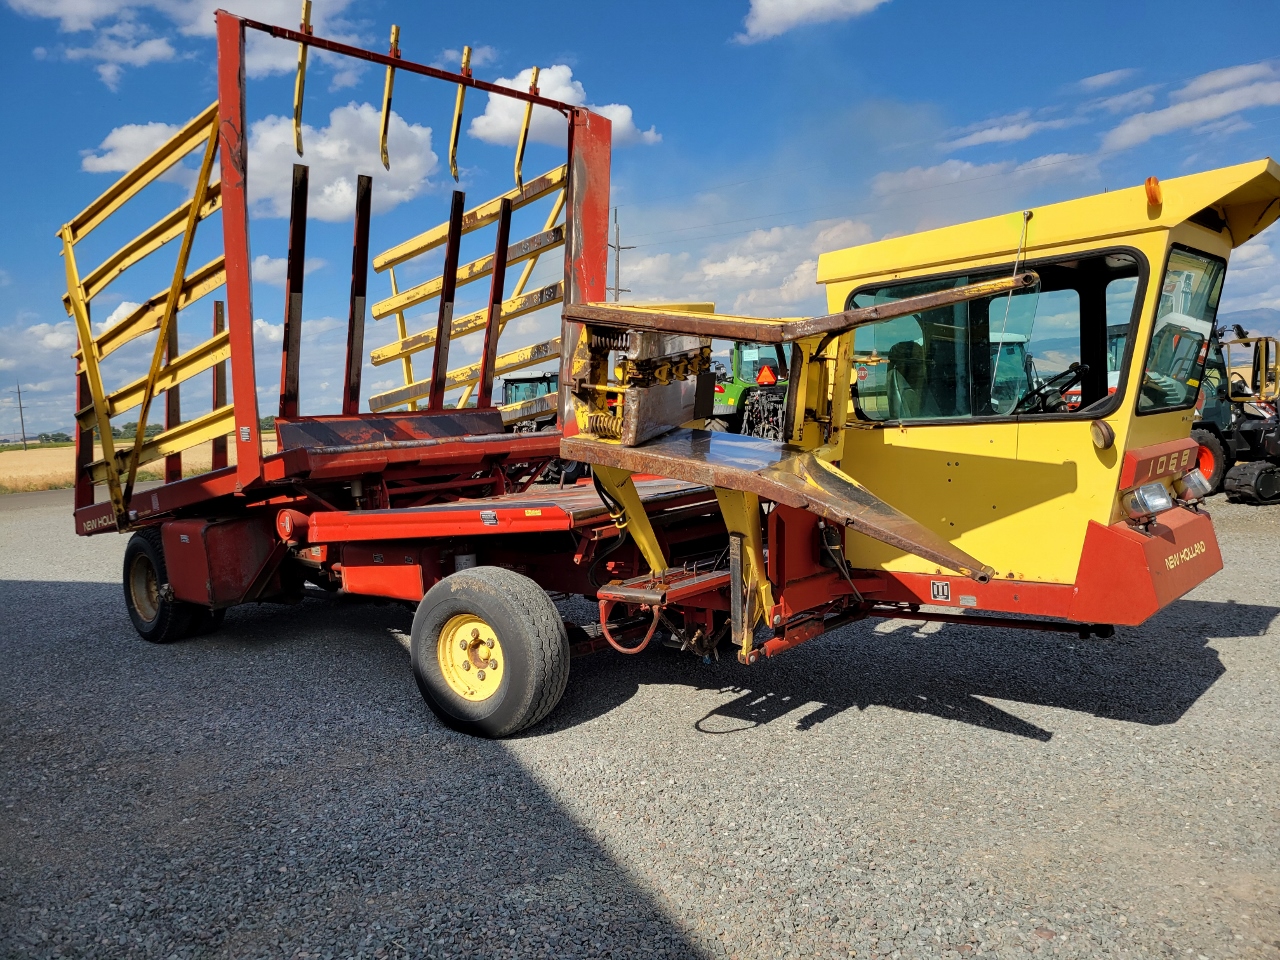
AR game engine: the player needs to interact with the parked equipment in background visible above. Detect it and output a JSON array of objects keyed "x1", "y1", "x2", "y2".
[{"x1": 1194, "y1": 325, "x2": 1280, "y2": 503}]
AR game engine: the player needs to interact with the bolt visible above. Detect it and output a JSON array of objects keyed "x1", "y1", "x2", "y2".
[
  {"x1": 476, "y1": 669, "x2": 486, "y2": 681},
  {"x1": 461, "y1": 661, "x2": 470, "y2": 671},
  {"x1": 484, "y1": 637, "x2": 495, "y2": 648},
  {"x1": 489, "y1": 659, "x2": 498, "y2": 670},
  {"x1": 772, "y1": 614, "x2": 781, "y2": 626},
  {"x1": 471, "y1": 627, "x2": 480, "y2": 640},
  {"x1": 460, "y1": 639, "x2": 468, "y2": 650}
]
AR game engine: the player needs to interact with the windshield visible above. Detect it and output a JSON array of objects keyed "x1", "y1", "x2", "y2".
[
  {"x1": 737, "y1": 343, "x2": 790, "y2": 383},
  {"x1": 1137, "y1": 247, "x2": 1225, "y2": 414},
  {"x1": 503, "y1": 377, "x2": 557, "y2": 404}
]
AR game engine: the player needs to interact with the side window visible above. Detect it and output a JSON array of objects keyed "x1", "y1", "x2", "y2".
[
  {"x1": 848, "y1": 251, "x2": 1142, "y2": 422},
  {"x1": 1137, "y1": 247, "x2": 1225, "y2": 414}
]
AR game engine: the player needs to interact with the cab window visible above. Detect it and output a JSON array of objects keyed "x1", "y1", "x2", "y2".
[
  {"x1": 848, "y1": 251, "x2": 1143, "y2": 422},
  {"x1": 1136, "y1": 247, "x2": 1225, "y2": 414}
]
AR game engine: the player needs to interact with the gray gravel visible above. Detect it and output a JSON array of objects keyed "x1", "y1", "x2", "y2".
[{"x1": 1, "y1": 486, "x2": 1278, "y2": 959}]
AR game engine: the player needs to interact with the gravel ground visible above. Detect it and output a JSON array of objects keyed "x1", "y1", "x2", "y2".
[{"x1": 1, "y1": 487, "x2": 1277, "y2": 959}]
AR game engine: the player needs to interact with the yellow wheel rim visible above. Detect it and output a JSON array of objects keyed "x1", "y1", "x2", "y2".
[{"x1": 437, "y1": 613, "x2": 504, "y2": 702}]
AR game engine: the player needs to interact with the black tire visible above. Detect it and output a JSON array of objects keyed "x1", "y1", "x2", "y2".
[
  {"x1": 1191, "y1": 428, "x2": 1230, "y2": 493},
  {"x1": 410, "y1": 566, "x2": 570, "y2": 737},
  {"x1": 122, "y1": 529, "x2": 197, "y2": 643},
  {"x1": 1224, "y1": 460, "x2": 1280, "y2": 504}
]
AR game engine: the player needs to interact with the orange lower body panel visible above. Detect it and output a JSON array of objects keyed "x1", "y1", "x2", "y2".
[
  {"x1": 1068, "y1": 507, "x2": 1222, "y2": 625},
  {"x1": 865, "y1": 507, "x2": 1220, "y2": 627}
]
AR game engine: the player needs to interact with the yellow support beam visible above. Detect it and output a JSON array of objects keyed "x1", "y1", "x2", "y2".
[
  {"x1": 88, "y1": 405, "x2": 237, "y2": 485},
  {"x1": 370, "y1": 224, "x2": 565, "y2": 320},
  {"x1": 79, "y1": 256, "x2": 226, "y2": 366},
  {"x1": 370, "y1": 281, "x2": 562, "y2": 367},
  {"x1": 714, "y1": 488, "x2": 774, "y2": 660},
  {"x1": 592, "y1": 465, "x2": 668, "y2": 575},
  {"x1": 372, "y1": 165, "x2": 567, "y2": 272},
  {"x1": 61, "y1": 227, "x2": 124, "y2": 519},
  {"x1": 63, "y1": 102, "x2": 219, "y2": 245},
  {"x1": 67, "y1": 183, "x2": 222, "y2": 306},
  {"x1": 370, "y1": 337, "x2": 560, "y2": 412},
  {"x1": 75, "y1": 330, "x2": 231, "y2": 429},
  {"x1": 121, "y1": 116, "x2": 219, "y2": 503}
]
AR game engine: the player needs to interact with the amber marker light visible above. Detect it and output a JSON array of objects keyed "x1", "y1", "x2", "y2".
[{"x1": 1145, "y1": 176, "x2": 1163, "y2": 206}]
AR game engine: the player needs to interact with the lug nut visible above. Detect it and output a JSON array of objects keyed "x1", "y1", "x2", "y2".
[
  {"x1": 476, "y1": 669, "x2": 486, "y2": 681},
  {"x1": 461, "y1": 661, "x2": 470, "y2": 671},
  {"x1": 489, "y1": 660, "x2": 498, "y2": 670},
  {"x1": 484, "y1": 637, "x2": 495, "y2": 648},
  {"x1": 460, "y1": 639, "x2": 468, "y2": 650},
  {"x1": 471, "y1": 627, "x2": 480, "y2": 640}
]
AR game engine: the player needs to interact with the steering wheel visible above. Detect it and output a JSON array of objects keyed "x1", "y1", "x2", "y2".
[{"x1": 1013, "y1": 362, "x2": 1088, "y2": 414}]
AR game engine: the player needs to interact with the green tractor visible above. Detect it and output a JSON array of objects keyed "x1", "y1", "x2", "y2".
[{"x1": 711, "y1": 342, "x2": 790, "y2": 437}]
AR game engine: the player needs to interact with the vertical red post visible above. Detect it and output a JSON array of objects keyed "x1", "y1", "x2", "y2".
[
  {"x1": 212, "y1": 300, "x2": 228, "y2": 470},
  {"x1": 477, "y1": 197, "x2": 513, "y2": 408},
  {"x1": 429, "y1": 190, "x2": 466, "y2": 412},
  {"x1": 342, "y1": 174, "x2": 372, "y2": 416},
  {"x1": 559, "y1": 108, "x2": 611, "y2": 437},
  {"x1": 74, "y1": 366, "x2": 93, "y2": 510},
  {"x1": 279, "y1": 163, "x2": 309, "y2": 419},
  {"x1": 216, "y1": 10, "x2": 261, "y2": 492}
]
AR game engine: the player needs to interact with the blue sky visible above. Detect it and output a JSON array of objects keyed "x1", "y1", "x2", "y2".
[{"x1": 2, "y1": 0, "x2": 1279, "y2": 436}]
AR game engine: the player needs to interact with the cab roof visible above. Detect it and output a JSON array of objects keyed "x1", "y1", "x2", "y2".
[{"x1": 817, "y1": 158, "x2": 1280, "y2": 286}]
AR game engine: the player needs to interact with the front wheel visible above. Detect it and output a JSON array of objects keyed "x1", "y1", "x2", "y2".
[{"x1": 411, "y1": 567, "x2": 570, "y2": 737}]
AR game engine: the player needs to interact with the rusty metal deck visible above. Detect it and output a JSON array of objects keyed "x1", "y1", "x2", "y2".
[{"x1": 563, "y1": 429, "x2": 994, "y2": 581}]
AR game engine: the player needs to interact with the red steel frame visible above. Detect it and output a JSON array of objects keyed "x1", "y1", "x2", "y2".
[{"x1": 73, "y1": 12, "x2": 611, "y2": 546}]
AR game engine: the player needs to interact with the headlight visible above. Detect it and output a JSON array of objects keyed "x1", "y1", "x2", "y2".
[
  {"x1": 1175, "y1": 468, "x2": 1212, "y2": 503},
  {"x1": 1125, "y1": 481, "x2": 1174, "y2": 520}
]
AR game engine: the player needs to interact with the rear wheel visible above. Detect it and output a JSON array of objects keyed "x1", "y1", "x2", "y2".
[
  {"x1": 1225, "y1": 460, "x2": 1280, "y2": 504},
  {"x1": 1191, "y1": 428, "x2": 1230, "y2": 493},
  {"x1": 123, "y1": 529, "x2": 198, "y2": 643},
  {"x1": 411, "y1": 566, "x2": 570, "y2": 737}
]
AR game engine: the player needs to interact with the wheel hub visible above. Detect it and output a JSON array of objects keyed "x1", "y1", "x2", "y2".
[
  {"x1": 437, "y1": 614, "x2": 504, "y2": 701},
  {"x1": 128, "y1": 553, "x2": 160, "y2": 623}
]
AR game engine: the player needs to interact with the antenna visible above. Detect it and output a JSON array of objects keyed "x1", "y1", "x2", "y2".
[
  {"x1": 12, "y1": 382, "x2": 27, "y2": 451},
  {"x1": 607, "y1": 207, "x2": 635, "y2": 302}
]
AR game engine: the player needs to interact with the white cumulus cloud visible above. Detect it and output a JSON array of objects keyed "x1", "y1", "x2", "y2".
[
  {"x1": 252, "y1": 254, "x2": 328, "y2": 287},
  {"x1": 248, "y1": 102, "x2": 438, "y2": 222},
  {"x1": 735, "y1": 0, "x2": 890, "y2": 43},
  {"x1": 1077, "y1": 69, "x2": 1135, "y2": 92},
  {"x1": 468, "y1": 65, "x2": 659, "y2": 147},
  {"x1": 1101, "y1": 62, "x2": 1280, "y2": 152}
]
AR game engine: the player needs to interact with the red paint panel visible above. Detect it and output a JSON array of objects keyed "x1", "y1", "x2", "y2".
[
  {"x1": 162, "y1": 515, "x2": 277, "y2": 607},
  {"x1": 767, "y1": 504, "x2": 823, "y2": 586},
  {"x1": 871, "y1": 573, "x2": 1077, "y2": 620},
  {"x1": 560, "y1": 108, "x2": 611, "y2": 439},
  {"x1": 1118, "y1": 438, "x2": 1198, "y2": 490},
  {"x1": 309, "y1": 505, "x2": 573, "y2": 543},
  {"x1": 1069, "y1": 508, "x2": 1221, "y2": 625},
  {"x1": 340, "y1": 544, "x2": 424, "y2": 602},
  {"x1": 216, "y1": 12, "x2": 262, "y2": 493},
  {"x1": 74, "y1": 370, "x2": 94, "y2": 512},
  {"x1": 76, "y1": 502, "x2": 116, "y2": 537}
]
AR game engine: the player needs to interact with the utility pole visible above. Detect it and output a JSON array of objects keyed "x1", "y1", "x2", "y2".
[
  {"x1": 607, "y1": 207, "x2": 635, "y2": 302},
  {"x1": 13, "y1": 382, "x2": 27, "y2": 451}
]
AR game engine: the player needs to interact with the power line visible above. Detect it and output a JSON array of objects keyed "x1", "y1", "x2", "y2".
[{"x1": 608, "y1": 207, "x2": 635, "y2": 302}]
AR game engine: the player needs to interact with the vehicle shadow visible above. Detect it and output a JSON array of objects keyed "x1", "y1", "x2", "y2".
[
  {"x1": 539, "y1": 598, "x2": 1276, "y2": 742},
  {"x1": 0, "y1": 580, "x2": 708, "y2": 960}
]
